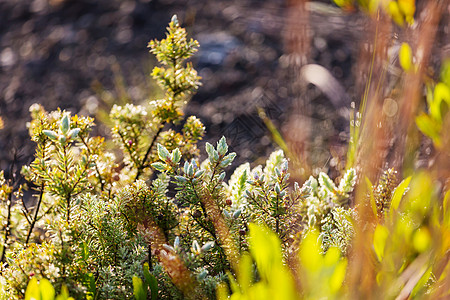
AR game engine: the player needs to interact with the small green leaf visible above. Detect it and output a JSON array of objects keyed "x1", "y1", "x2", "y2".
[
  {"x1": 390, "y1": 176, "x2": 412, "y2": 214},
  {"x1": 431, "y1": 82, "x2": 450, "y2": 123},
  {"x1": 201, "y1": 241, "x2": 215, "y2": 252},
  {"x1": 319, "y1": 172, "x2": 338, "y2": 194},
  {"x1": 399, "y1": 43, "x2": 413, "y2": 71},
  {"x1": 133, "y1": 276, "x2": 147, "y2": 300},
  {"x1": 67, "y1": 128, "x2": 81, "y2": 140},
  {"x1": 205, "y1": 142, "x2": 215, "y2": 161},
  {"x1": 175, "y1": 175, "x2": 187, "y2": 183},
  {"x1": 219, "y1": 153, "x2": 236, "y2": 168},
  {"x1": 171, "y1": 148, "x2": 181, "y2": 164},
  {"x1": 338, "y1": 168, "x2": 356, "y2": 194},
  {"x1": 171, "y1": 14, "x2": 179, "y2": 26},
  {"x1": 187, "y1": 164, "x2": 194, "y2": 177},
  {"x1": 157, "y1": 144, "x2": 170, "y2": 161},
  {"x1": 232, "y1": 209, "x2": 241, "y2": 219},
  {"x1": 60, "y1": 114, "x2": 70, "y2": 134},
  {"x1": 218, "y1": 172, "x2": 226, "y2": 181},
  {"x1": 415, "y1": 114, "x2": 442, "y2": 147},
  {"x1": 151, "y1": 162, "x2": 167, "y2": 172},
  {"x1": 194, "y1": 169, "x2": 205, "y2": 178},
  {"x1": 42, "y1": 130, "x2": 58, "y2": 140},
  {"x1": 217, "y1": 136, "x2": 228, "y2": 156},
  {"x1": 192, "y1": 240, "x2": 201, "y2": 254}
]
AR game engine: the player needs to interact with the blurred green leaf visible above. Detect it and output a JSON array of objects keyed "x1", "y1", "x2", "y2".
[
  {"x1": 389, "y1": 1, "x2": 404, "y2": 26},
  {"x1": 25, "y1": 278, "x2": 55, "y2": 300},
  {"x1": 373, "y1": 224, "x2": 389, "y2": 261},
  {"x1": 399, "y1": 43, "x2": 413, "y2": 71},
  {"x1": 431, "y1": 82, "x2": 450, "y2": 123},
  {"x1": 24, "y1": 278, "x2": 40, "y2": 300},
  {"x1": 444, "y1": 189, "x2": 450, "y2": 226},
  {"x1": 133, "y1": 276, "x2": 147, "y2": 300},
  {"x1": 415, "y1": 114, "x2": 441, "y2": 147},
  {"x1": 248, "y1": 223, "x2": 282, "y2": 280},
  {"x1": 398, "y1": 0, "x2": 415, "y2": 24},
  {"x1": 413, "y1": 227, "x2": 431, "y2": 253},
  {"x1": 441, "y1": 59, "x2": 450, "y2": 87},
  {"x1": 390, "y1": 176, "x2": 412, "y2": 215}
]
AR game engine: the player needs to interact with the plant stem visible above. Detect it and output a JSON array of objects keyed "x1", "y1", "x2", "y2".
[
  {"x1": 135, "y1": 125, "x2": 164, "y2": 181},
  {"x1": 25, "y1": 183, "x2": 45, "y2": 244},
  {"x1": 0, "y1": 190, "x2": 13, "y2": 264}
]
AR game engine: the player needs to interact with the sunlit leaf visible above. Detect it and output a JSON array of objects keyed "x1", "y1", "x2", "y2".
[
  {"x1": 373, "y1": 224, "x2": 389, "y2": 261},
  {"x1": 388, "y1": 1, "x2": 404, "y2": 26},
  {"x1": 399, "y1": 43, "x2": 413, "y2": 71},
  {"x1": 24, "y1": 278, "x2": 40, "y2": 300},
  {"x1": 444, "y1": 189, "x2": 450, "y2": 226},
  {"x1": 390, "y1": 176, "x2": 412, "y2": 215},
  {"x1": 248, "y1": 223, "x2": 282, "y2": 279},
  {"x1": 415, "y1": 114, "x2": 442, "y2": 147},
  {"x1": 413, "y1": 227, "x2": 431, "y2": 253},
  {"x1": 329, "y1": 256, "x2": 347, "y2": 293},
  {"x1": 398, "y1": 0, "x2": 415, "y2": 24},
  {"x1": 132, "y1": 276, "x2": 147, "y2": 300},
  {"x1": 431, "y1": 82, "x2": 450, "y2": 123},
  {"x1": 299, "y1": 229, "x2": 322, "y2": 272},
  {"x1": 411, "y1": 267, "x2": 432, "y2": 297},
  {"x1": 237, "y1": 254, "x2": 253, "y2": 293}
]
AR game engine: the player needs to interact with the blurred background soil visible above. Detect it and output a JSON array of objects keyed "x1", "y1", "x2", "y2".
[{"x1": 0, "y1": 0, "x2": 448, "y2": 180}]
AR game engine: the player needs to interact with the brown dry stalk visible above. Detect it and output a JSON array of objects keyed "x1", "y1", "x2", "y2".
[
  {"x1": 393, "y1": 0, "x2": 445, "y2": 173},
  {"x1": 140, "y1": 219, "x2": 204, "y2": 300},
  {"x1": 347, "y1": 2, "x2": 446, "y2": 298},
  {"x1": 201, "y1": 193, "x2": 239, "y2": 273}
]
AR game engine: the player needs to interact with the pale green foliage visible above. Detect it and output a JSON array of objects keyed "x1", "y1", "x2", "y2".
[
  {"x1": 0, "y1": 15, "x2": 206, "y2": 299},
  {"x1": 301, "y1": 169, "x2": 355, "y2": 227},
  {"x1": 320, "y1": 207, "x2": 355, "y2": 253},
  {"x1": 244, "y1": 150, "x2": 292, "y2": 240},
  {"x1": 296, "y1": 168, "x2": 356, "y2": 253},
  {"x1": 224, "y1": 163, "x2": 251, "y2": 209}
]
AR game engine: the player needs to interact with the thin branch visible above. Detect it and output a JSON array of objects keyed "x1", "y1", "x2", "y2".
[
  {"x1": 135, "y1": 125, "x2": 164, "y2": 181},
  {"x1": 26, "y1": 183, "x2": 45, "y2": 245},
  {"x1": 0, "y1": 189, "x2": 13, "y2": 263}
]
